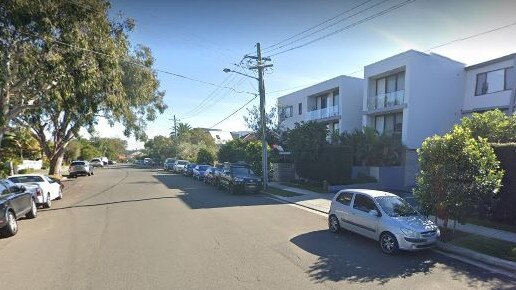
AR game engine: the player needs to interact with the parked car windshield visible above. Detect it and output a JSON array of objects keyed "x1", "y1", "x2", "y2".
[
  {"x1": 231, "y1": 166, "x2": 253, "y2": 175},
  {"x1": 198, "y1": 165, "x2": 210, "y2": 171},
  {"x1": 9, "y1": 176, "x2": 44, "y2": 183},
  {"x1": 177, "y1": 161, "x2": 188, "y2": 165},
  {"x1": 375, "y1": 196, "x2": 418, "y2": 217},
  {"x1": 71, "y1": 161, "x2": 85, "y2": 166}
]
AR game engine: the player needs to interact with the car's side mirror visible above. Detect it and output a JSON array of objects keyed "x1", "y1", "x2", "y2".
[
  {"x1": 19, "y1": 185, "x2": 26, "y2": 192},
  {"x1": 369, "y1": 209, "x2": 380, "y2": 217}
]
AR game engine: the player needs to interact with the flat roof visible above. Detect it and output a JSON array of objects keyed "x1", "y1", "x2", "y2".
[{"x1": 466, "y1": 53, "x2": 516, "y2": 70}]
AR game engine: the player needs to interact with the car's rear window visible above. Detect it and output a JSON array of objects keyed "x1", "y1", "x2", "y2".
[
  {"x1": 9, "y1": 176, "x2": 44, "y2": 183},
  {"x1": 71, "y1": 161, "x2": 86, "y2": 166},
  {"x1": 178, "y1": 161, "x2": 188, "y2": 165}
]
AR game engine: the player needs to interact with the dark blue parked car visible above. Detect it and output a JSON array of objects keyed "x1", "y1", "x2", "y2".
[
  {"x1": 183, "y1": 163, "x2": 197, "y2": 177},
  {"x1": 193, "y1": 165, "x2": 211, "y2": 181}
]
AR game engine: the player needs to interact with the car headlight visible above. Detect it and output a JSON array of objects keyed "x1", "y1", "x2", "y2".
[
  {"x1": 436, "y1": 228, "x2": 441, "y2": 237},
  {"x1": 400, "y1": 227, "x2": 419, "y2": 238},
  {"x1": 234, "y1": 177, "x2": 244, "y2": 182}
]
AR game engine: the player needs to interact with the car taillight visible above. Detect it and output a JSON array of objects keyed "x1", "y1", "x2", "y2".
[{"x1": 36, "y1": 188, "x2": 42, "y2": 196}]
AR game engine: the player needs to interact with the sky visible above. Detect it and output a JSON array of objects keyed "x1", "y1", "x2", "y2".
[{"x1": 86, "y1": 0, "x2": 516, "y2": 149}]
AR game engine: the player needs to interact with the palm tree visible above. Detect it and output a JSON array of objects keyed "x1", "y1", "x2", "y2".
[{"x1": 171, "y1": 122, "x2": 191, "y2": 137}]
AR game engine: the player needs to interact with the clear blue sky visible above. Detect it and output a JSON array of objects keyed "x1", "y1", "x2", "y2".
[{"x1": 92, "y1": 0, "x2": 516, "y2": 149}]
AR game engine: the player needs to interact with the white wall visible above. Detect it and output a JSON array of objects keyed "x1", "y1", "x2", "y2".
[
  {"x1": 404, "y1": 53, "x2": 465, "y2": 149},
  {"x1": 277, "y1": 75, "x2": 363, "y2": 131},
  {"x1": 338, "y1": 77, "x2": 363, "y2": 133},
  {"x1": 363, "y1": 50, "x2": 466, "y2": 149},
  {"x1": 463, "y1": 58, "x2": 514, "y2": 113}
]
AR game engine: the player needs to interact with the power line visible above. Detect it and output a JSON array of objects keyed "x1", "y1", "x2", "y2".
[
  {"x1": 209, "y1": 95, "x2": 258, "y2": 129},
  {"x1": 267, "y1": 18, "x2": 516, "y2": 94},
  {"x1": 268, "y1": 0, "x2": 415, "y2": 57},
  {"x1": 17, "y1": 30, "x2": 257, "y2": 96},
  {"x1": 262, "y1": 0, "x2": 375, "y2": 51},
  {"x1": 263, "y1": 0, "x2": 391, "y2": 54}
]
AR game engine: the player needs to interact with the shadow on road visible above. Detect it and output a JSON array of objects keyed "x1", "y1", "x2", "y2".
[
  {"x1": 290, "y1": 230, "x2": 512, "y2": 287},
  {"x1": 153, "y1": 174, "x2": 280, "y2": 210},
  {"x1": 41, "y1": 196, "x2": 179, "y2": 212}
]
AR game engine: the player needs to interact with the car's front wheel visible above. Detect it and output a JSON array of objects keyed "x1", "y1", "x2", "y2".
[
  {"x1": 380, "y1": 232, "x2": 399, "y2": 255},
  {"x1": 57, "y1": 188, "x2": 63, "y2": 200},
  {"x1": 328, "y1": 215, "x2": 341, "y2": 233},
  {"x1": 1, "y1": 211, "x2": 18, "y2": 237},
  {"x1": 26, "y1": 199, "x2": 38, "y2": 219}
]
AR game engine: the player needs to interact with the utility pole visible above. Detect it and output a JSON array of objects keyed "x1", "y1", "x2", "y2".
[
  {"x1": 174, "y1": 115, "x2": 177, "y2": 137},
  {"x1": 246, "y1": 43, "x2": 273, "y2": 189}
]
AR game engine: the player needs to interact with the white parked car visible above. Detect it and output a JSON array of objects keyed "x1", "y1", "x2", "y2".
[
  {"x1": 173, "y1": 160, "x2": 189, "y2": 173},
  {"x1": 90, "y1": 158, "x2": 104, "y2": 167},
  {"x1": 8, "y1": 174, "x2": 63, "y2": 208},
  {"x1": 328, "y1": 189, "x2": 440, "y2": 254}
]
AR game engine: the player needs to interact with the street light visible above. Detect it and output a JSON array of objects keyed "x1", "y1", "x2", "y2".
[{"x1": 223, "y1": 65, "x2": 269, "y2": 189}]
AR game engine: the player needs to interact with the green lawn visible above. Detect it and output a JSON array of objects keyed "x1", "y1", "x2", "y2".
[
  {"x1": 443, "y1": 230, "x2": 516, "y2": 262},
  {"x1": 263, "y1": 187, "x2": 301, "y2": 197}
]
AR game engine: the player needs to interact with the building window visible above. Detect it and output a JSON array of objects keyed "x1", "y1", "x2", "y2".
[
  {"x1": 375, "y1": 71, "x2": 405, "y2": 96},
  {"x1": 298, "y1": 103, "x2": 302, "y2": 115},
  {"x1": 320, "y1": 96, "x2": 327, "y2": 109},
  {"x1": 375, "y1": 112, "x2": 402, "y2": 135},
  {"x1": 475, "y1": 67, "x2": 513, "y2": 95}
]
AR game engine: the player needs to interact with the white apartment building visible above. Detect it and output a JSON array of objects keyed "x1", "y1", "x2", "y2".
[
  {"x1": 362, "y1": 50, "x2": 465, "y2": 150},
  {"x1": 277, "y1": 75, "x2": 363, "y2": 139},
  {"x1": 462, "y1": 53, "x2": 516, "y2": 115}
]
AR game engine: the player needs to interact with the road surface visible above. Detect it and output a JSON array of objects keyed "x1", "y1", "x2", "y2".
[{"x1": 0, "y1": 166, "x2": 514, "y2": 289}]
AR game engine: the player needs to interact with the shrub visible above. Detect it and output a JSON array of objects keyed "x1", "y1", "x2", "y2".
[
  {"x1": 413, "y1": 126, "x2": 504, "y2": 228},
  {"x1": 196, "y1": 148, "x2": 215, "y2": 165}
]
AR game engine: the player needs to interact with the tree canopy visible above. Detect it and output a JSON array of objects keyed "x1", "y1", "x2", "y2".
[{"x1": 3, "y1": 0, "x2": 166, "y2": 175}]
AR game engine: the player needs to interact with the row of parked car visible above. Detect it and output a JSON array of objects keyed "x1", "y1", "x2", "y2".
[
  {"x1": 163, "y1": 158, "x2": 263, "y2": 194},
  {"x1": 0, "y1": 174, "x2": 65, "y2": 238}
]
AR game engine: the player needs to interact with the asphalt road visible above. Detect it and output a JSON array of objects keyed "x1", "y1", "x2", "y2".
[{"x1": 0, "y1": 166, "x2": 514, "y2": 290}]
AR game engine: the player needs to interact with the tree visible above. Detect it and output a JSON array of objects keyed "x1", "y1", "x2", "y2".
[
  {"x1": 459, "y1": 109, "x2": 516, "y2": 143},
  {"x1": 285, "y1": 121, "x2": 328, "y2": 166},
  {"x1": 217, "y1": 139, "x2": 270, "y2": 177},
  {"x1": 196, "y1": 148, "x2": 215, "y2": 165},
  {"x1": 90, "y1": 137, "x2": 127, "y2": 160},
  {"x1": 13, "y1": 1, "x2": 166, "y2": 175},
  {"x1": 413, "y1": 126, "x2": 504, "y2": 228},
  {"x1": 0, "y1": 126, "x2": 41, "y2": 160},
  {"x1": 144, "y1": 135, "x2": 176, "y2": 161},
  {"x1": 0, "y1": 1, "x2": 61, "y2": 147},
  {"x1": 340, "y1": 127, "x2": 404, "y2": 166},
  {"x1": 174, "y1": 122, "x2": 192, "y2": 137},
  {"x1": 244, "y1": 105, "x2": 281, "y2": 145}
]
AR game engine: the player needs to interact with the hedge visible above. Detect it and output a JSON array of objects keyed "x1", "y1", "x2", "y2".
[
  {"x1": 491, "y1": 143, "x2": 516, "y2": 224},
  {"x1": 295, "y1": 145, "x2": 353, "y2": 185}
]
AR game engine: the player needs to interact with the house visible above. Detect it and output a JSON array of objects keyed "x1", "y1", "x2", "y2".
[
  {"x1": 462, "y1": 53, "x2": 516, "y2": 116},
  {"x1": 277, "y1": 75, "x2": 363, "y2": 140},
  {"x1": 205, "y1": 129, "x2": 233, "y2": 145}
]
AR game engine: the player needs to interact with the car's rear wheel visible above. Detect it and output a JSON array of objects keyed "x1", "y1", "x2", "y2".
[
  {"x1": 1, "y1": 211, "x2": 18, "y2": 237},
  {"x1": 44, "y1": 194, "x2": 52, "y2": 208},
  {"x1": 26, "y1": 199, "x2": 38, "y2": 219},
  {"x1": 328, "y1": 215, "x2": 341, "y2": 233},
  {"x1": 380, "y1": 232, "x2": 399, "y2": 255},
  {"x1": 229, "y1": 184, "x2": 238, "y2": 195}
]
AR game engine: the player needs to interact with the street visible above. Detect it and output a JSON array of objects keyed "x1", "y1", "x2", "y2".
[{"x1": 0, "y1": 166, "x2": 514, "y2": 290}]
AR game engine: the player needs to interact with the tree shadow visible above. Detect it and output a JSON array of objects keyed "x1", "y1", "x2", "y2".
[
  {"x1": 153, "y1": 174, "x2": 281, "y2": 210},
  {"x1": 41, "y1": 196, "x2": 179, "y2": 212},
  {"x1": 291, "y1": 230, "x2": 513, "y2": 287}
]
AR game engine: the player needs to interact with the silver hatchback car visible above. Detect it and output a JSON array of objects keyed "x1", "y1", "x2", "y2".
[{"x1": 328, "y1": 189, "x2": 440, "y2": 254}]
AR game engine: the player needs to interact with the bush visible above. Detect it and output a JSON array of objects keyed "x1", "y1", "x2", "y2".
[
  {"x1": 17, "y1": 168, "x2": 35, "y2": 174},
  {"x1": 294, "y1": 145, "x2": 353, "y2": 184},
  {"x1": 491, "y1": 143, "x2": 516, "y2": 224},
  {"x1": 414, "y1": 126, "x2": 504, "y2": 228},
  {"x1": 196, "y1": 148, "x2": 215, "y2": 165}
]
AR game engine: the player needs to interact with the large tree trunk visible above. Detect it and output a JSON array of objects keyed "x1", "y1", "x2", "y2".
[{"x1": 48, "y1": 148, "x2": 65, "y2": 176}]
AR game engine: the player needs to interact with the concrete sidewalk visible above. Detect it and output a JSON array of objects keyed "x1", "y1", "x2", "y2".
[{"x1": 267, "y1": 182, "x2": 516, "y2": 243}]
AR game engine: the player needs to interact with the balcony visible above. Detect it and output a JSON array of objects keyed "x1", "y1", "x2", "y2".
[
  {"x1": 367, "y1": 90, "x2": 405, "y2": 111},
  {"x1": 306, "y1": 105, "x2": 339, "y2": 121}
]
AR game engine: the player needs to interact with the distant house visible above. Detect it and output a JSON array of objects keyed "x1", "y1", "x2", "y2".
[
  {"x1": 231, "y1": 131, "x2": 252, "y2": 139},
  {"x1": 196, "y1": 128, "x2": 233, "y2": 145}
]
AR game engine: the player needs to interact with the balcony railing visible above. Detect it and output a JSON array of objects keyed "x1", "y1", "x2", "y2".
[
  {"x1": 306, "y1": 105, "x2": 339, "y2": 121},
  {"x1": 367, "y1": 90, "x2": 405, "y2": 111}
]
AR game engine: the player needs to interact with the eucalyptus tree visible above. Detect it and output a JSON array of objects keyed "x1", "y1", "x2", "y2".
[{"x1": 9, "y1": 0, "x2": 166, "y2": 174}]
